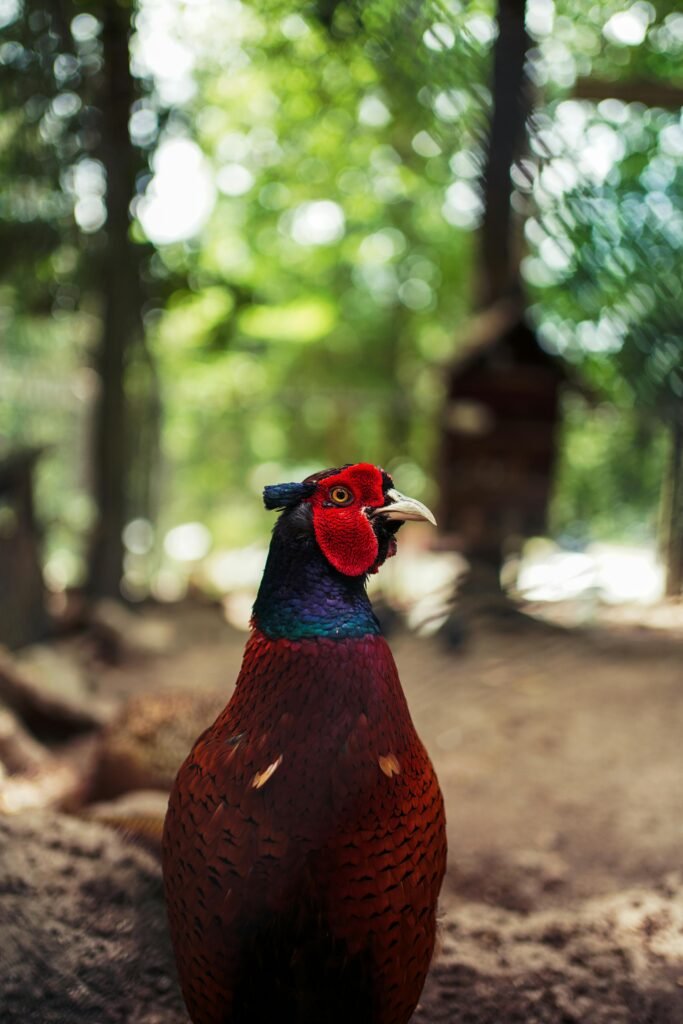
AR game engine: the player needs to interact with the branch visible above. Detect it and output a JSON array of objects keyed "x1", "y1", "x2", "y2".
[{"x1": 573, "y1": 77, "x2": 683, "y2": 110}]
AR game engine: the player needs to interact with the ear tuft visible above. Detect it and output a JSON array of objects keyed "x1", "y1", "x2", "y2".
[{"x1": 263, "y1": 481, "x2": 316, "y2": 511}]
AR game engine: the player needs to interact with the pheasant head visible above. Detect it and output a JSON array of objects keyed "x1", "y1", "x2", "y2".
[{"x1": 254, "y1": 462, "x2": 435, "y2": 639}]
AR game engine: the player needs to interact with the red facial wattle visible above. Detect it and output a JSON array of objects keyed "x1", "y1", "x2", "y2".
[{"x1": 309, "y1": 463, "x2": 386, "y2": 577}]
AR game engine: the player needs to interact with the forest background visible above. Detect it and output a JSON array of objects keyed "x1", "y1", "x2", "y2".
[{"x1": 1, "y1": 0, "x2": 681, "y2": 611}]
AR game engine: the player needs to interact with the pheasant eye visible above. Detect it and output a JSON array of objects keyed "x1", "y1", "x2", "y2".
[{"x1": 329, "y1": 485, "x2": 353, "y2": 506}]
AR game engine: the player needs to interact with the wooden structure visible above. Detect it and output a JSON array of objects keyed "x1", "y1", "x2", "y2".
[
  {"x1": 0, "y1": 447, "x2": 48, "y2": 649},
  {"x1": 437, "y1": 301, "x2": 582, "y2": 572}
]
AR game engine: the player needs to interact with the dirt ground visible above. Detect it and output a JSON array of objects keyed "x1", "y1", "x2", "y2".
[{"x1": 2, "y1": 602, "x2": 683, "y2": 1022}]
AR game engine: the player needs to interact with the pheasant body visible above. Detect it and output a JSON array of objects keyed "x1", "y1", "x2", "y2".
[{"x1": 163, "y1": 464, "x2": 447, "y2": 1024}]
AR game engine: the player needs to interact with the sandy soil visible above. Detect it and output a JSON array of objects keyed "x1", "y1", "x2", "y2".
[{"x1": 3, "y1": 604, "x2": 683, "y2": 1022}]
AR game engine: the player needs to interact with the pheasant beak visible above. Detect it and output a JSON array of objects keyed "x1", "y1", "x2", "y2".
[{"x1": 371, "y1": 488, "x2": 437, "y2": 526}]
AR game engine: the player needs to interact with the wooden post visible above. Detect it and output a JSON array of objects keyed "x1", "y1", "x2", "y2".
[{"x1": 664, "y1": 421, "x2": 683, "y2": 597}]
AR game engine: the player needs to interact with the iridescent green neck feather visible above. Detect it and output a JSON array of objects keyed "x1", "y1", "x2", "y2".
[{"x1": 252, "y1": 506, "x2": 380, "y2": 640}]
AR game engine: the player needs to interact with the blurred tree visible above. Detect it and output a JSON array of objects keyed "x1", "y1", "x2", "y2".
[
  {"x1": 1, "y1": 0, "x2": 681, "y2": 605},
  {"x1": 350, "y1": 0, "x2": 682, "y2": 604},
  {"x1": 87, "y1": 0, "x2": 155, "y2": 598},
  {"x1": 524, "y1": 90, "x2": 682, "y2": 593},
  {"x1": 478, "y1": 0, "x2": 529, "y2": 309},
  {"x1": 0, "y1": 0, "x2": 161, "y2": 598},
  {"x1": 140, "y1": 0, "x2": 473, "y2": 557}
]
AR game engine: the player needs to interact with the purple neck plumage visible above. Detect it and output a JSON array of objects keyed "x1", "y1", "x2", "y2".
[{"x1": 252, "y1": 507, "x2": 380, "y2": 641}]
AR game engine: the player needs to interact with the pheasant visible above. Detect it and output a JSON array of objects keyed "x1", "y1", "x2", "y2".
[{"x1": 162, "y1": 463, "x2": 447, "y2": 1024}]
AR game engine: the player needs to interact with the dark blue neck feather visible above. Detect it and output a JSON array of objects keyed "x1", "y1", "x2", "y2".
[{"x1": 252, "y1": 507, "x2": 380, "y2": 640}]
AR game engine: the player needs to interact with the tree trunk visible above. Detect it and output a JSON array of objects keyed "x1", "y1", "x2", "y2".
[
  {"x1": 87, "y1": 0, "x2": 145, "y2": 598},
  {"x1": 478, "y1": 0, "x2": 530, "y2": 309},
  {"x1": 463, "y1": 0, "x2": 530, "y2": 610},
  {"x1": 664, "y1": 421, "x2": 683, "y2": 597}
]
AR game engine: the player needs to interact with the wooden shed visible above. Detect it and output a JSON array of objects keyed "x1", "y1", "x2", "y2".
[
  {"x1": 437, "y1": 300, "x2": 583, "y2": 571},
  {"x1": 0, "y1": 446, "x2": 48, "y2": 649}
]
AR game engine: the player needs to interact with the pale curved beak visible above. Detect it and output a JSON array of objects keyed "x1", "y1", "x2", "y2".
[{"x1": 371, "y1": 488, "x2": 437, "y2": 526}]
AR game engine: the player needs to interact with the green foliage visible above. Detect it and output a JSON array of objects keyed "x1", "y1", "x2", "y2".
[
  {"x1": 2, "y1": 0, "x2": 681, "y2": 579},
  {"x1": 145, "y1": 0, "x2": 478, "y2": 546},
  {"x1": 552, "y1": 393, "x2": 668, "y2": 544},
  {"x1": 550, "y1": 0, "x2": 683, "y2": 85},
  {"x1": 524, "y1": 99, "x2": 682, "y2": 415}
]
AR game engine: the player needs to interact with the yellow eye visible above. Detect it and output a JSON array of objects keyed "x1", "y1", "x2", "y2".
[{"x1": 329, "y1": 486, "x2": 352, "y2": 506}]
